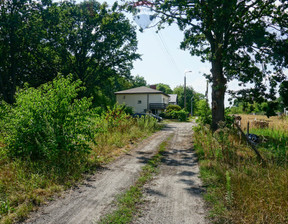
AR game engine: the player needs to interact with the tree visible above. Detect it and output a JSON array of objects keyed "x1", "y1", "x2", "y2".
[
  {"x1": 279, "y1": 80, "x2": 288, "y2": 110},
  {"x1": 0, "y1": 0, "x2": 55, "y2": 103},
  {"x1": 173, "y1": 85, "x2": 205, "y2": 114},
  {"x1": 131, "y1": 75, "x2": 147, "y2": 87},
  {"x1": 46, "y1": 0, "x2": 140, "y2": 103},
  {"x1": 146, "y1": 0, "x2": 287, "y2": 130},
  {"x1": 0, "y1": 0, "x2": 140, "y2": 105},
  {"x1": 156, "y1": 83, "x2": 173, "y2": 94}
]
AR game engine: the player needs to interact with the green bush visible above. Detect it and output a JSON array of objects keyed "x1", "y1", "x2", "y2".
[
  {"x1": 121, "y1": 105, "x2": 134, "y2": 115},
  {"x1": 175, "y1": 109, "x2": 189, "y2": 121},
  {"x1": 161, "y1": 104, "x2": 182, "y2": 119},
  {"x1": 4, "y1": 75, "x2": 94, "y2": 171},
  {"x1": 0, "y1": 102, "x2": 10, "y2": 138},
  {"x1": 103, "y1": 105, "x2": 132, "y2": 132},
  {"x1": 166, "y1": 104, "x2": 181, "y2": 112},
  {"x1": 196, "y1": 99, "x2": 212, "y2": 125}
]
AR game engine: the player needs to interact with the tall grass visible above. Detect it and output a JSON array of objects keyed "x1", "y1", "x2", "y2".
[
  {"x1": 194, "y1": 117, "x2": 288, "y2": 223},
  {"x1": 0, "y1": 77, "x2": 161, "y2": 224},
  {"x1": 0, "y1": 112, "x2": 160, "y2": 224},
  {"x1": 240, "y1": 115, "x2": 288, "y2": 165}
]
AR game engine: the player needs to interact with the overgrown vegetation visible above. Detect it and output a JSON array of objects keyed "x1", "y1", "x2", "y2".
[
  {"x1": 0, "y1": 77, "x2": 161, "y2": 224},
  {"x1": 160, "y1": 105, "x2": 189, "y2": 121},
  {"x1": 98, "y1": 138, "x2": 169, "y2": 224},
  {"x1": 194, "y1": 115, "x2": 288, "y2": 223}
]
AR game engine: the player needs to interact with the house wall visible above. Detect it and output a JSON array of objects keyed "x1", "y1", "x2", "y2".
[
  {"x1": 116, "y1": 94, "x2": 169, "y2": 114},
  {"x1": 116, "y1": 94, "x2": 148, "y2": 113}
]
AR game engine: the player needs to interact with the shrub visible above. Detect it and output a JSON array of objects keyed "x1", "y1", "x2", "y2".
[
  {"x1": 196, "y1": 99, "x2": 212, "y2": 125},
  {"x1": 166, "y1": 104, "x2": 181, "y2": 112},
  {"x1": 175, "y1": 109, "x2": 189, "y2": 121},
  {"x1": 122, "y1": 105, "x2": 134, "y2": 115},
  {"x1": 4, "y1": 75, "x2": 94, "y2": 172},
  {"x1": 161, "y1": 104, "x2": 182, "y2": 119}
]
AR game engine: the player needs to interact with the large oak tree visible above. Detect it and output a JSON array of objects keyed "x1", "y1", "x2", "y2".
[{"x1": 136, "y1": 0, "x2": 287, "y2": 130}]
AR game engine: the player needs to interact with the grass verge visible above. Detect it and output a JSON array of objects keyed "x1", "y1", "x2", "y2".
[
  {"x1": 98, "y1": 137, "x2": 171, "y2": 224},
  {"x1": 194, "y1": 122, "x2": 288, "y2": 224},
  {"x1": 0, "y1": 118, "x2": 162, "y2": 224}
]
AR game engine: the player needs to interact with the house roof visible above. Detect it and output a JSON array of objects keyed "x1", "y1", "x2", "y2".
[
  {"x1": 115, "y1": 86, "x2": 170, "y2": 97},
  {"x1": 168, "y1": 94, "x2": 177, "y2": 103}
]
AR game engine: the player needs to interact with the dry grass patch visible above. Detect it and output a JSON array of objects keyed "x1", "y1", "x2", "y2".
[
  {"x1": 239, "y1": 114, "x2": 288, "y2": 132},
  {"x1": 194, "y1": 119, "x2": 288, "y2": 224}
]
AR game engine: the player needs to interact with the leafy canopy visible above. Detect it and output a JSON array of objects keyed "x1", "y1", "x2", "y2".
[{"x1": 137, "y1": 0, "x2": 288, "y2": 128}]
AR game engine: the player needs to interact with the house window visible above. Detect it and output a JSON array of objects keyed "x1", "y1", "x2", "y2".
[
  {"x1": 138, "y1": 100, "x2": 142, "y2": 104},
  {"x1": 123, "y1": 95, "x2": 125, "y2": 99}
]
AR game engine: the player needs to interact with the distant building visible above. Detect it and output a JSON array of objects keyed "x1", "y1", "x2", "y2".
[
  {"x1": 115, "y1": 86, "x2": 170, "y2": 115},
  {"x1": 168, "y1": 94, "x2": 178, "y2": 105}
]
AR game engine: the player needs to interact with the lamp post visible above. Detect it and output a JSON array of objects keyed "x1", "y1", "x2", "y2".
[{"x1": 184, "y1": 70, "x2": 192, "y2": 109}]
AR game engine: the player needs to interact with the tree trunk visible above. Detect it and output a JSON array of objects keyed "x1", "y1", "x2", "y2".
[{"x1": 211, "y1": 56, "x2": 226, "y2": 131}]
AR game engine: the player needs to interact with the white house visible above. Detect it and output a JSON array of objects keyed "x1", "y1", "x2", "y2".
[
  {"x1": 115, "y1": 86, "x2": 170, "y2": 115},
  {"x1": 168, "y1": 94, "x2": 178, "y2": 105}
]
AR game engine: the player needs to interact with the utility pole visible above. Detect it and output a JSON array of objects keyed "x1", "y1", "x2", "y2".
[
  {"x1": 184, "y1": 70, "x2": 192, "y2": 109},
  {"x1": 191, "y1": 95, "x2": 194, "y2": 116}
]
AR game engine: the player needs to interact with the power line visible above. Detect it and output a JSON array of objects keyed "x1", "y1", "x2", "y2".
[{"x1": 155, "y1": 29, "x2": 182, "y2": 75}]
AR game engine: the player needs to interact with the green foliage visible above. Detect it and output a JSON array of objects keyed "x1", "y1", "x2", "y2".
[
  {"x1": 250, "y1": 128, "x2": 288, "y2": 165},
  {"x1": 262, "y1": 101, "x2": 279, "y2": 118},
  {"x1": 175, "y1": 109, "x2": 189, "y2": 122},
  {"x1": 196, "y1": 100, "x2": 212, "y2": 125},
  {"x1": 228, "y1": 100, "x2": 280, "y2": 117},
  {"x1": 194, "y1": 123, "x2": 288, "y2": 223},
  {"x1": 172, "y1": 85, "x2": 205, "y2": 114},
  {"x1": 152, "y1": 0, "x2": 287, "y2": 129},
  {"x1": 131, "y1": 75, "x2": 147, "y2": 88},
  {"x1": 0, "y1": 0, "x2": 139, "y2": 106},
  {"x1": 279, "y1": 80, "x2": 288, "y2": 109},
  {"x1": 122, "y1": 105, "x2": 134, "y2": 115},
  {"x1": 4, "y1": 75, "x2": 94, "y2": 172},
  {"x1": 161, "y1": 104, "x2": 181, "y2": 119},
  {"x1": 136, "y1": 116, "x2": 159, "y2": 131},
  {"x1": 166, "y1": 104, "x2": 181, "y2": 112},
  {"x1": 156, "y1": 83, "x2": 173, "y2": 94}
]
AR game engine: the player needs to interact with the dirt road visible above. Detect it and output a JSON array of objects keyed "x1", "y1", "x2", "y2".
[
  {"x1": 133, "y1": 122, "x2": 206, "y2": 224},
  {"x1": 25, "y1": 122, "x2": 206, "y2": 224}
]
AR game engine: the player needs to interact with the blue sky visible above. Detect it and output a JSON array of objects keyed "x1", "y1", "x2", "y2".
[{"x1": 70, "y1": 0, "x2": 260, "y2": 106}]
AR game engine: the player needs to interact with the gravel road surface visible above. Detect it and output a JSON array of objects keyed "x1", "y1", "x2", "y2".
[
  {"x1": 25, "y1": 122, "x2": 206, "y2": 224},
  {"x1": 133, "y1": 122, "x2": 206, "y2": 224}
]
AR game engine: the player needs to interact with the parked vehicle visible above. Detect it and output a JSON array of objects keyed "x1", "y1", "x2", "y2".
[{"x1": 132, "y1": 113, "x2": 163, "y2": 122}]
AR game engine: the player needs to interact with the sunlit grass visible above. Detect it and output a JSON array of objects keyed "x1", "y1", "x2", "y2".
[
  {"x1": 0, "y1": 115, "x2": 161, "y2": 224},
  {"x1": 239, "y1": 114, "x2": 288, "y2": 132},
  {"x1": 194, "y1": 116, "x2": 288, "y2": 223}
]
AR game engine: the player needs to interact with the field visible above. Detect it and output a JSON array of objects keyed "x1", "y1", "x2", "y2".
[
  {"x1": 240, "y1": 114, "x2": 288, "y2": 132},
  {"x1": 194, "y1": 114, "x2": 288, "y2": 223}
]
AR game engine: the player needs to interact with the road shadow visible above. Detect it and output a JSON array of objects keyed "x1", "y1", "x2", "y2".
[{"x1": 145, "y1": 188, "x2": 166, "y2": 197}]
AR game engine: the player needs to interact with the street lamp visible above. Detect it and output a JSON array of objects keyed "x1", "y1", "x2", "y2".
[{"x1": 184, "y1": 70, "x2": 192, "y2": 109}]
